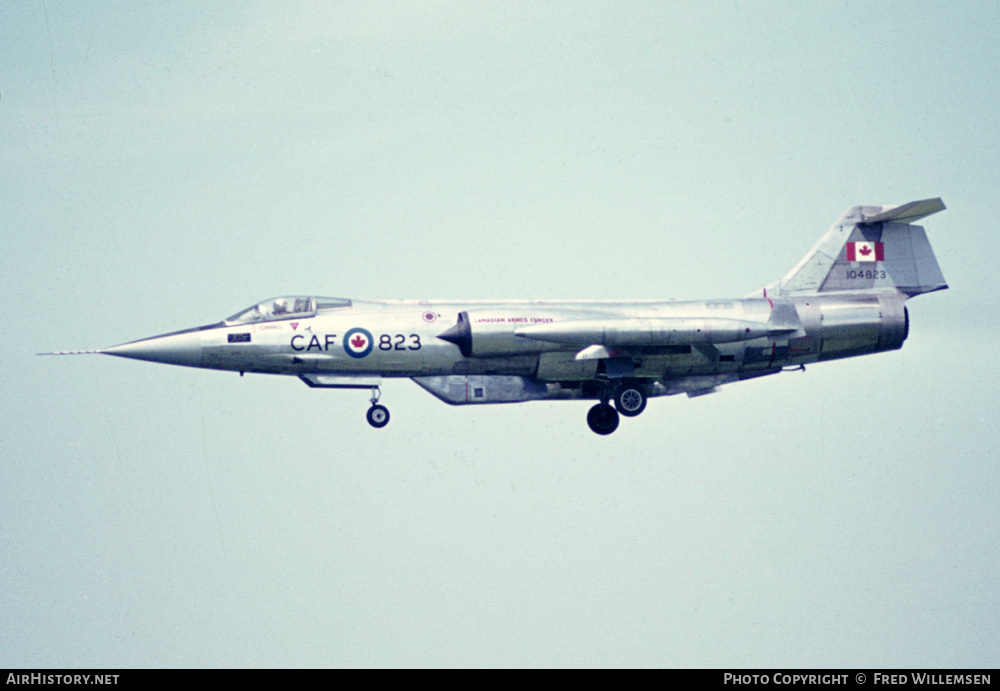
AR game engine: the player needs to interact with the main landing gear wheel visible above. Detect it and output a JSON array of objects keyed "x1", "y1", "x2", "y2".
[
  {"x1": 366, "y1": 404, "x2": 390, "y2": 428},
  {"x1": 614, "y1": 384, "x2": 647, "y2": 417},
  {"x1": 587, "y1": 403, "x2": 620, "y2": 435}
]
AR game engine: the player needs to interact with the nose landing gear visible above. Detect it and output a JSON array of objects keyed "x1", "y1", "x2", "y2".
[{"x1": 366, "y1": 386, "x2": 390, "y2": 428}]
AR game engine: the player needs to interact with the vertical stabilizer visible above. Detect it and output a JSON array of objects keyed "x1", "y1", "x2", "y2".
[{"x1": 766, "y1": 198, "x2": 947, "y2": 298}]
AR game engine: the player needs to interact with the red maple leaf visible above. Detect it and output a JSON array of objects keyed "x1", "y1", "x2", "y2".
[
  {"x1": 858, "y1": 244, "x2": 872, "y2": 256},
  {"x1": 351, "y1": 334, "x2": 367, "y2": 349}
]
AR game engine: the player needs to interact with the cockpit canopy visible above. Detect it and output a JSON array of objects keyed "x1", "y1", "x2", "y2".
[{"x1": 225, "y1": 296, "x2": 352, "y2": 324}]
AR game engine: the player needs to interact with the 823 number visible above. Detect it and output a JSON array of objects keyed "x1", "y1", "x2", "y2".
[{"x1": 379, "y1": 334, "x2": 421, "y2": 351}]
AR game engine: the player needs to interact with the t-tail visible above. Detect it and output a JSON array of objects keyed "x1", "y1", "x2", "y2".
[{"x1": 764, "y1": 198, "x2": 947, "y2": 298}]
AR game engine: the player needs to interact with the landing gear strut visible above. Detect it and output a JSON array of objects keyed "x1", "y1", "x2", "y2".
[{"x1": 366, "y1": 386, "x2": 390, "y2": 428}]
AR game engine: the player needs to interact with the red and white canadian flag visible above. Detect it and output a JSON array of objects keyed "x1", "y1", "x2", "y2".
[{"x1": 846, "y1": 241, "x2": 884, "y2": 262}]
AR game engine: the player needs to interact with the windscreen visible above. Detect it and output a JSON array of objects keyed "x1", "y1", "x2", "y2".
[{"x1": 226, "y1": 296, "x2": 317, "y2": 324}]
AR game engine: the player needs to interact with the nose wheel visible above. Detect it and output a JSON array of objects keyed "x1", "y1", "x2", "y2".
[
  {"x1": 366, "y1": 386, "x2": 390, "y2": 428},
  {"x1": 366, "y1": 404, "x2": 390, "y2": 428}
]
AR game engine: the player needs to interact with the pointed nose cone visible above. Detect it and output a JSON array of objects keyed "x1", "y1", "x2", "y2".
[{"x1": 103, "y1": 329, "x2": 204, "y2": 368}]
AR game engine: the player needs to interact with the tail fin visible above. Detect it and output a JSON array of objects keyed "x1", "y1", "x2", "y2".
[{"x1": 765, "y1": 198, "x2": 947, "y2": 298}]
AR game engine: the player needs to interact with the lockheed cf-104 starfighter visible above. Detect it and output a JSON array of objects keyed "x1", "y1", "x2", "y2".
[{"x1": 46, "y1": 198, "x2": 948, "y2": 434}]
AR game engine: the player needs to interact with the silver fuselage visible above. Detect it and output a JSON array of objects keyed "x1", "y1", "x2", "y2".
[{"x1": 103, "y1": 293, "x2": 907, "y2": 398}]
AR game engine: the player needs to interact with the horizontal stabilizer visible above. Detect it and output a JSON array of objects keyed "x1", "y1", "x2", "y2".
[{"x1": 860, "y1": 198, "x2": 945, "y2": 225}]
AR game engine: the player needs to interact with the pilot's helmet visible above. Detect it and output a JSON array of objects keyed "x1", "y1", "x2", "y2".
[{"x1": 273, "y1": 298, "x2": 287, "y2": 314}]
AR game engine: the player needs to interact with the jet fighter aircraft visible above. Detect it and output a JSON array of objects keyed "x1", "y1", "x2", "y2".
[{"x1": 46, "y1": 198, "x2": 947, "y2": 434}]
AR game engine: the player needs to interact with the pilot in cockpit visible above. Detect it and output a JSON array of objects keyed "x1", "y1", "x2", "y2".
[{"x1": 272, "y1": 298, "x2": 289, "y2": 316}]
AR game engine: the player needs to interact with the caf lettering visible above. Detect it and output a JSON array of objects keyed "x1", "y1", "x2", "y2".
[{"x1": 290, "y1": 334, "x2": 337, "y2": 351}]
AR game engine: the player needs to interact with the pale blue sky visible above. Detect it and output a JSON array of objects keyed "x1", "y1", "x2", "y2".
[{"x1": 2, "y1": 1, "x2": 998, "y2": 667}]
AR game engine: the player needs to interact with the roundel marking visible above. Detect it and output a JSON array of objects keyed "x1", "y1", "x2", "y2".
[{"x1": 343, "y1": 327, "x2": 374, "y2": 358}]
